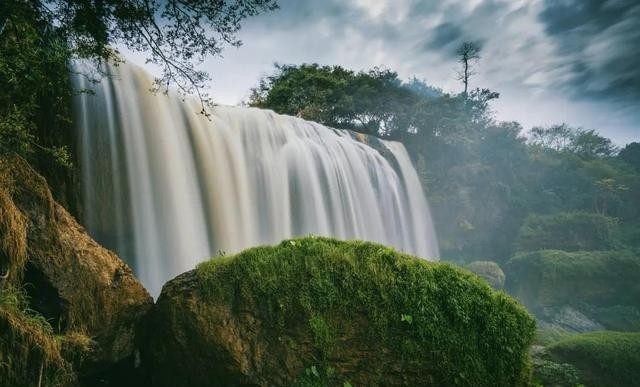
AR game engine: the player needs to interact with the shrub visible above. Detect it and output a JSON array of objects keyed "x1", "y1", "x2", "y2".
[
  {"x1": 531, "y1": 346, "x2": 581, "y2": 387},
  {"x1": 505, "y1": 250, "x2": 640, "y2": 317},
  {"x1": 516, "y1": 212, "x2": 618, "y2": 252},
  {"x1": 505, "y1": 250, "x2": 640, "y2": 332},
  {"x1": 465, "y1": 261, "x2": 505, "y2": 289},
  {"x1": 548, "y1": 331, "x2": 640, "y2": 387}
]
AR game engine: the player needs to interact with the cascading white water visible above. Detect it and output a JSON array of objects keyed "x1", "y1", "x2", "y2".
[{"x1": 74, "y1": 62, "x2": 439, "y2": 295}]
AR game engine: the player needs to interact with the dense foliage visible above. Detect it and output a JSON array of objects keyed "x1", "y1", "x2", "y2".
[
  {"x1": 505, "y1": 250, "x2": 640, "y2": 330},
  {"x1": 249, "y1": 64, "x2": 432, "y2": 136},
  {"x1": 0, "y1": 0, "x2": 74, "y2": 167},
  {"x1": 250, "y1": 63, "x2": 640, "y2": 265},
  {"x1": 515, "y1": 212, "x2": 618, "y2": 252},
  {"x1": 196, "y1": 236, "x2": 535, "y2": 387},
  {"x1": 530, "y1": 346, "x2": 581, "y2": 387},
  {"x1": 548, "y1": 331, "x2": 640, "y2": 387}
]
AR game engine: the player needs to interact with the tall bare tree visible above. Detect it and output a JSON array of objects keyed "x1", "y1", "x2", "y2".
[{"x1": 456, "y1": 41, "x2": 481, "y2": 94}]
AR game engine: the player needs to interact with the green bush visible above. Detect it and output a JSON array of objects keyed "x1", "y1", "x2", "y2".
[
  {"x1": 505, "y1": 250, "x2": 640, "y2": 318},
  {"x1": 196, "y1": 236, "x2": 535, "y2": 386},
  {"x1": 516, "y1": 212, "x2": 618, "y2": 252},
  {"x1": 548, "y1": 331, "x2": 640, "y2": 387},
  {"x1": 465, "y1": 261, "x2": 505, "y2": 289},
  {"x1": 531, "y1": 347, "x2": 581, "y2": 387}
]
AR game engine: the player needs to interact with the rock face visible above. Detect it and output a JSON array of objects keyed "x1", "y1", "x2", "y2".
[
  {"x1": 0, "y1": 157, "x2": 152, "y2": 385},
  {"x1": 149, "y1": 237, "x2": 535, "y2": 387},
  {"x1": 538, "y1": 306, "x2": 604, "y2": 333}
]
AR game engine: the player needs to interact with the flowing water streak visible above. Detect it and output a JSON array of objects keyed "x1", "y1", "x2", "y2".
[{"x1": 75, "y1": 63, "x2": 439, "y2": 295}]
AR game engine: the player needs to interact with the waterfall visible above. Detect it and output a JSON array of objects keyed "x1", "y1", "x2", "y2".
[{"x1": 74, "y1": 63, "x2": 439, "y2": 295}]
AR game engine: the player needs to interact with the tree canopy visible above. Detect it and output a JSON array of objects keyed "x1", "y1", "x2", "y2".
[
  {"x1": 249, "y1": 63, "x2": 424, "y2": 137},
  {"x1": 0, "y1": 0, "x2": 277, "y2": 166},
  {"x1": 2, "y1": 0, "x2": 278, "y2": 101}
]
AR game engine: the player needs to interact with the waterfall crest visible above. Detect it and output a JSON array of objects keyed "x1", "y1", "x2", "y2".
[{"x1": 74, "y1": 63, "x2": 439, "y2": 295}]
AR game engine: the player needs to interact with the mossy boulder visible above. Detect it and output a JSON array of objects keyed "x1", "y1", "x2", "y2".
[
  {"x1": 149, "y1": 237, "x2": 535, "y2": 387},
  {"x1": 547, "y1": 331, "x2": 640, "y2": 387},
  {"x1": 0, "y1": 157, "x2": 152, "y2": 385},
  {"x1": 505, "y1": 250, "x2": 640, "y2": 331},
  {"x1": 465, "y1": 261, "x2": 505, "y2": 289}
]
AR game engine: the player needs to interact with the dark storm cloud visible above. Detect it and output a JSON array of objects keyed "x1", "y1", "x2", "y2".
[
  {"x1": 427, "y1": 23, "x2": 462, "y2": 49},
  {"x1": 538, "y1": 0, "x2": 640, "y2": 103},
  {"x1": 540, "y1": 0, "x2": 632, "y2": 35}
]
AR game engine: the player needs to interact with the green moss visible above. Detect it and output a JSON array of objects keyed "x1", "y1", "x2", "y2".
[
  {"x1": 549, "y1": 331, "x2": 640, "y2": 387},
  {"x1": 309, "y1": 315, "x2": 334, "y2": 356},
  {"x1": 196, "y1": 236, "x2": 536, "y2": 386}
]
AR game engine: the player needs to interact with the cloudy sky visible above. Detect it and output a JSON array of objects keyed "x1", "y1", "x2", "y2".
[{"x1": 130, "y1": 0, "x2": 639, "y2": 144}]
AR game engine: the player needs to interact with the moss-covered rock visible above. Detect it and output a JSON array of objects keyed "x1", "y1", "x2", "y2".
[
  {"x1": 505, "y1": 250, "x2": 640, "y2": 331},
  {"x1": 149, "y1": 237, "x2": 535, "y2": 387},
  {"x1": 465, "y1": 261, "x2": 505, "y2": 289},
  {"x1": 0, "y1": 157, "x2": 152, "y2": 385},
  {"x1": 548, "y1": 331, "x2": 640, "y2": 387}
]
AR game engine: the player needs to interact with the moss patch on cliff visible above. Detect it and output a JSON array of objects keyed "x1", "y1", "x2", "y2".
[
  {"x1": 195, "y1": 236, "x2": 535, "y2": 386},
  {"x1": 548, "y1": 331, "x2": 640, "y2": 387}
]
